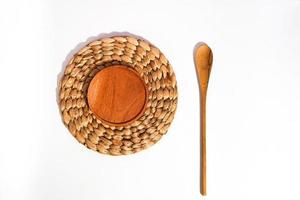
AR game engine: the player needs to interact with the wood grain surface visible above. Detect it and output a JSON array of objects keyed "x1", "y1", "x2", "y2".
[
  {"x1": 87, "y1": 65, "x2": 147, "y2": 125},
  {"x1": 194, "y1": 43, "x2": 213, "y2": 196}
]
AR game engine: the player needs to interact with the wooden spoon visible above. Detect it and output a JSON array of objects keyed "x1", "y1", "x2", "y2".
[{"x1": 194, "y1": 43, "x2": 213, "y2": 196}]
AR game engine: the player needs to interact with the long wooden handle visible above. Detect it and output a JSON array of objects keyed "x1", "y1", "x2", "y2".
[
  {"x1": 194, "y1": 43, "x2": 213, "y2": 196},
  {"x1": 200, "y1": 87, "x2": 207, "y2": 195}
]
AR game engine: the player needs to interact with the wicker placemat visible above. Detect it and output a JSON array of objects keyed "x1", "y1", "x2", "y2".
[{"x1": 59, "y1": 35, "x2": 178, "y2": 155}]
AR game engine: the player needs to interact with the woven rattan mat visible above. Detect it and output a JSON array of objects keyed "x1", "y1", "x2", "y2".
[{"x1": 59, "y1": 35, "x2": 178, "y2": 155}]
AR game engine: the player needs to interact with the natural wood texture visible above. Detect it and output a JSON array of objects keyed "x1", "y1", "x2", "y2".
[
  {"x1": 87, "y1": 65, "x2": 147, "y2": 125},
  {"x1": 194, "y1": 43, "x2": 213, "y2": 196}
]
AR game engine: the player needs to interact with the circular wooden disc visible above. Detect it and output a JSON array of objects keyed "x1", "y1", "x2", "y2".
[{"x1": 87, "y1": 65, "x2": 147, "y2": 125}]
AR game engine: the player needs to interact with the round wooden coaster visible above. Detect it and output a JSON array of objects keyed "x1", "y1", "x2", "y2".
[{"x1": 87, "y1": 65, "x2": 147, "y2": 125}]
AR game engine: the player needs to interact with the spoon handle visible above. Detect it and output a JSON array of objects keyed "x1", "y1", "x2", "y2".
[{"x1": 200, "y1": 87, "x2": 207, "y2": 195}]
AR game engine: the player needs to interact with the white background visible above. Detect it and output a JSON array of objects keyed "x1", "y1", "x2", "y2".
[{"x1": 0, "y1": 0, "x2": 300, "y2": 199}]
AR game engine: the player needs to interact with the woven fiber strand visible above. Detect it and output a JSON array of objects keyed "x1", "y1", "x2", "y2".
[{"x1": 59, "y1": 35, "x2": 178, "y2": 156}]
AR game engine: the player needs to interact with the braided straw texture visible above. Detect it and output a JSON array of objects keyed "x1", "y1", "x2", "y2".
[{"x1": 59, "y1": 36, "x2": 178, "y2": 156}]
